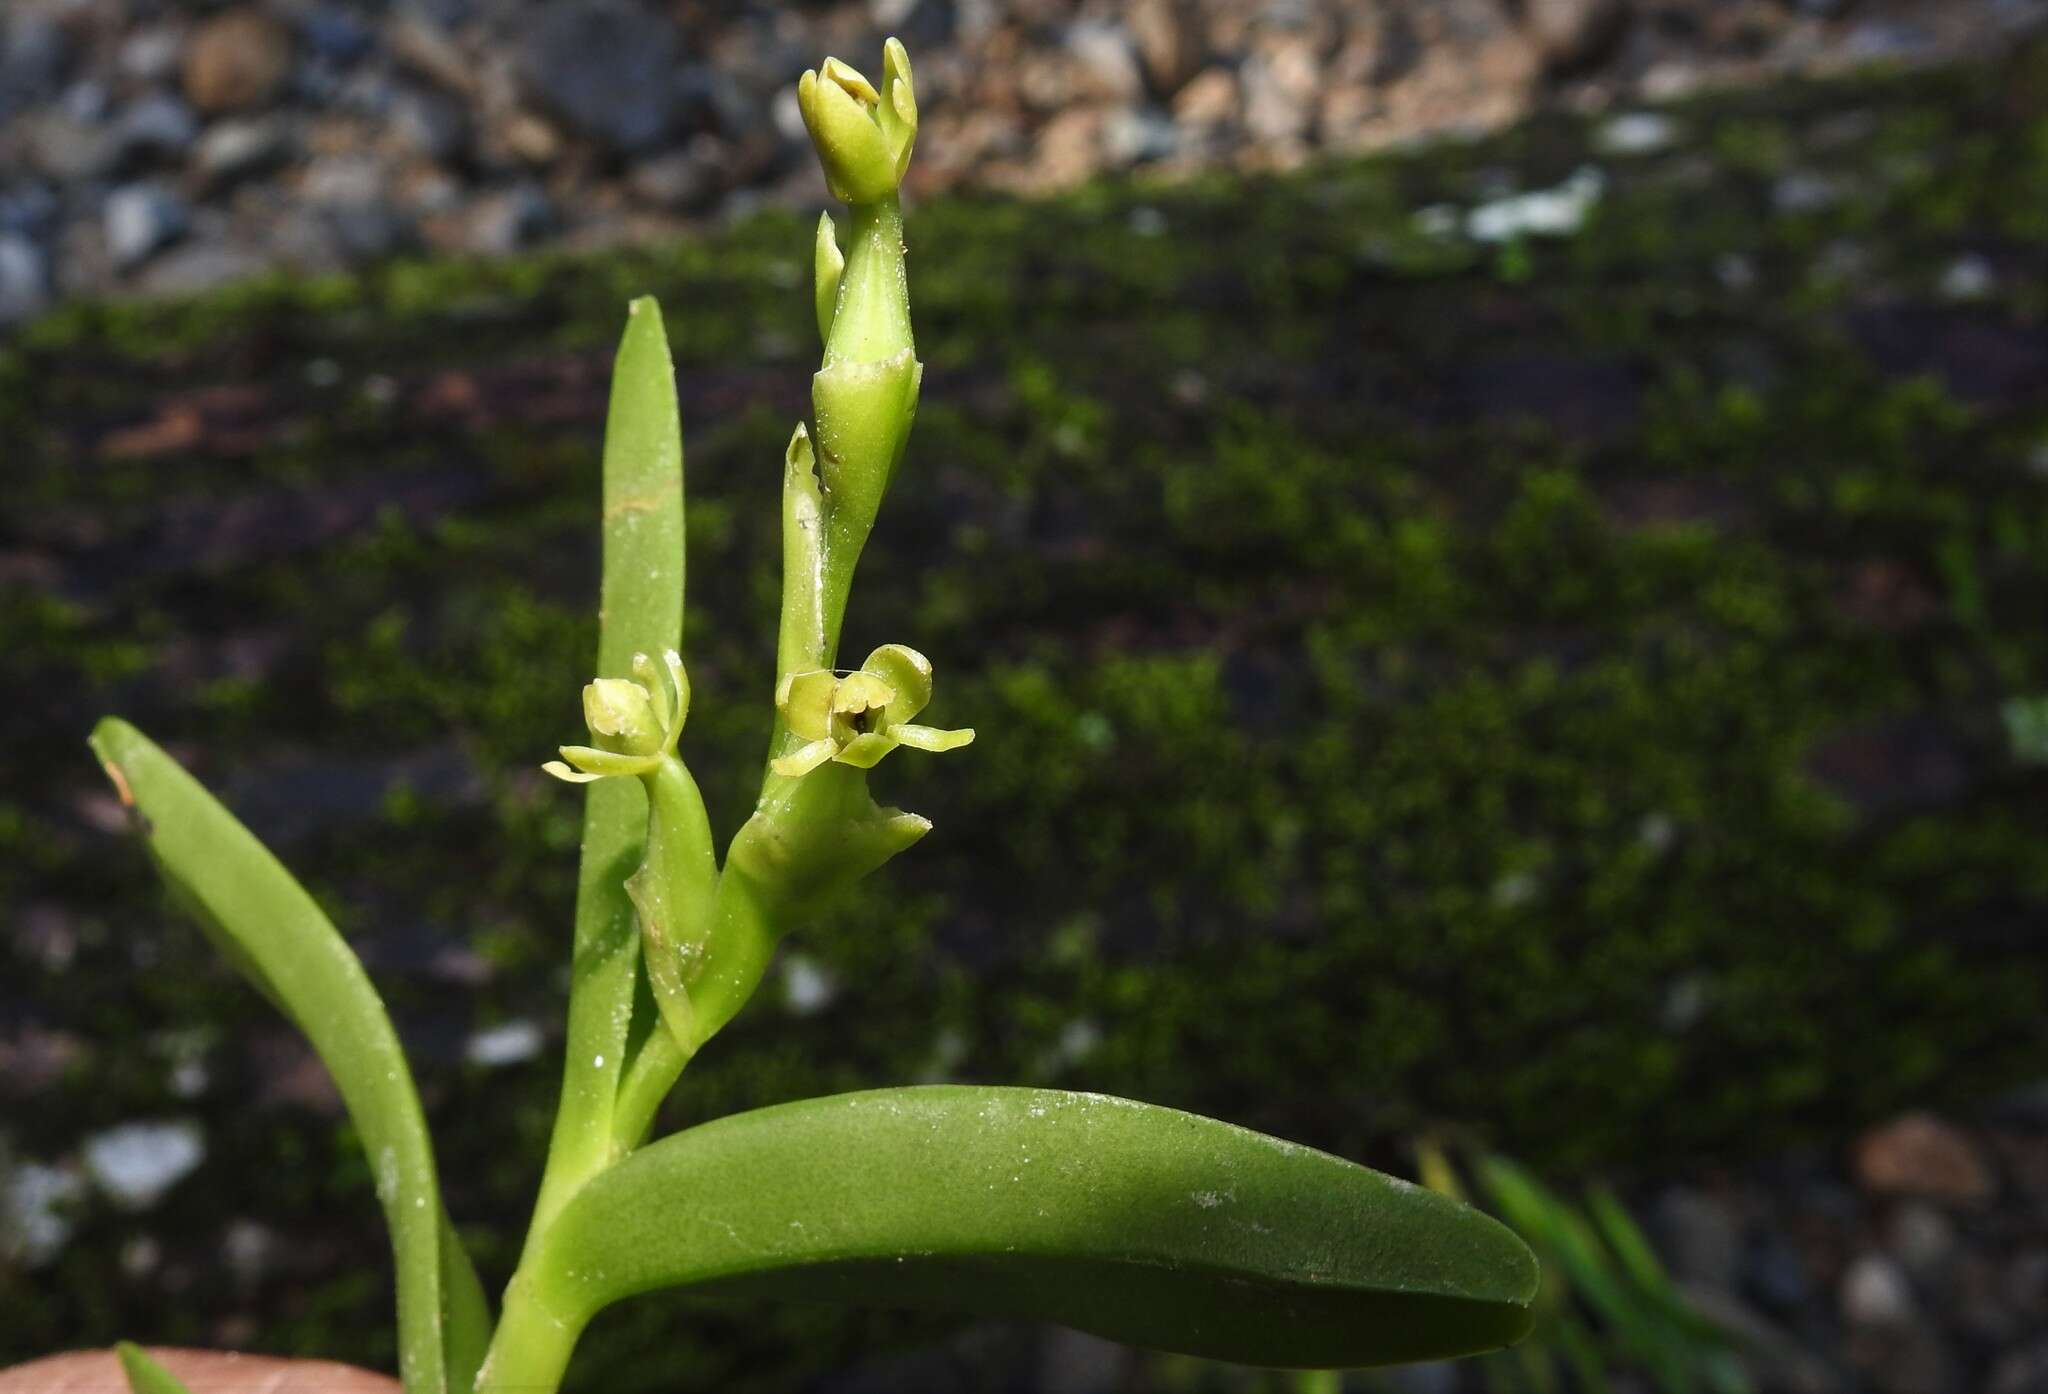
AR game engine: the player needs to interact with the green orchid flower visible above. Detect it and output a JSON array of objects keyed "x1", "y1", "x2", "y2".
[{"x1": 772, "y1": 644, "x2": 974, "y2": 778}]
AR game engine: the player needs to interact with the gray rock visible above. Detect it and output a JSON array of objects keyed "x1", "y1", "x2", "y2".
[
  {"x1": 0, "y1": 233, "x2": 51, "y2": 326},
  {"x1": 466, "y1": 183, "x2": 553, "y2": 255},
  {"x1": 1103, "y1": 107, "x2": 1179, "y2": 165},
  {"x1": 83, "y1": 1119, "x2": 205, "y2": 1210},
  {"x1": 104, "y1": 183, "x2": 189, "y2": 269},
  {"x1": 1840, "y1": 1253, "x2": 1915, "y2": 1328},
  {"x1": 1887, "y1": 1200, "x2": 1955, "y2": 1278},
  {"x1": 119, "y1": 26, "x2": 187, "y2": 85},
  {"x1": 301, "y1": 154, "x2": 386, "y2": 208},
  {"x1": 1773, "y1": 171, "x2": 1844, "y2": 215},
  {"x1": 520, "y1": 3, "x2": 682, "y2": 155},
  {"x1": 1525, "y1": 0, "x2": 1632, "y2": 72},
  {"x1": 393, "y1": 86, "x2": 469, "y2": 163},
  {"x1": 118, "y1": 92, "x2": 201, "y2": 163},
  {"x1": 0, "y1": 15, "x2": 72, "y2": 116},
  {"x1": 58, "y1": 78, "x2": 111, "y2": 124},
  {"x1": 195, "y1": 115, "x2": 294, "y2": 184},
  {"x1": 1992, "y1": 1341, "x2": 2048, "y2": 1394},
  {"x1": 0, "y1": 182, "x2": 59, "y2": 239},
  {"x1": 1742, "y1": 1229, "x2": 1810, "y2": 1311},
  {"x1": 326, "y1": 201, "x2": 414, "y2": 260},
  {"x1": 1655, "y1": 1186, "x2": 1741, "y2": 1288},
  {"x1": 23, "y1": 113, "x2": 123, "y2": 182},
  {"x1": 1066, "y1": 20, "x2": 1145, "y2": 101},
  {"x1": 1595, "y1": 111, "x2": 1679, "y2": 156},
  {"x1": 138, "y1": 240, "x2": 270, "y2": 294},
  {"x1": 628, "y1": 145, "x2": 722, "y2": 211},
  {"x1": 298, "y1": 6, "x2": 375, "y2": 66}
]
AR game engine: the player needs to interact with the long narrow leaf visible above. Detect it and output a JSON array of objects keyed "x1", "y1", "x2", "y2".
[
  {"x1": 88, "y1": 720, "x2": 479, "y2": 1394},
  {"x1": 526, "y1": 295, "x2": 687, "y2": 1235},
  {"x1": 526, "y1": 1086, "x2": 1538, "y2": 1368}
]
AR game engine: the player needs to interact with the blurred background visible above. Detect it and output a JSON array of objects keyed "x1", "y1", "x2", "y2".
[{"x1": 4, "y1": 1, "x2": 2048, "y2": 1390}]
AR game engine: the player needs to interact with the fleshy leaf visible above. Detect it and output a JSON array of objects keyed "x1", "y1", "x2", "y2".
[
  {"x1": 88, "y1": 720, "x2": 487, "y2": 1394},
  {"x1": 520, "y1": 1086, "x2": 1538, "y2": 1370}
]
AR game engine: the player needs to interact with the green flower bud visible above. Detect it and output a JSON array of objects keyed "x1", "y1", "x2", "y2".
[
  {"x1": 772, "y1": 644, "x2": 974, "y2": 778},
  {"x1": 797, "y1": 41, "x2": 917, "y2": 206}
]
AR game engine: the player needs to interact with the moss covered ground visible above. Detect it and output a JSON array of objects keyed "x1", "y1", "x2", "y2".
[{"x1": 4, "y1": 42, "x2": 2048, "y2": 1389}]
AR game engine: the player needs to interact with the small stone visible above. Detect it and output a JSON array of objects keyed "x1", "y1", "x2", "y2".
[
  {"x1": 1742, "y1": 1229, "x2": 1811, "y2": 1312},
  {"x1": 465, "y1": 1019, "x2": 542, "y2": 1067},
  {"x1": 301, "y1": 154, "x2": 386, "y2": 208},
  {"x1": 22, "y1": 113, "x2": 123, "y2": 182},
  {"x1": 326, "y1": 201, "x2": 414, "y2": 260},
  {"x1": 0, "y1": 16, "x2": 72, "y2": 115},
  {"x1": 1242, "y1": 36, "x2": 1320, "y2": 145},
  {"x1": 1066, "y1": 20, "x2": 1145, "y2": 102},
  {"x1": 1172, "y1": 66, "x2": 1237, "y2": 127},
  {"x1": 781, "y1": 954, "x2": 838, "y2": 1015},
  {"x1": 195, "y1": 116, "x2": 294, "y2": 184},
  {"x1": 520, "y1": 3, "x2": 682, "y2": 155},
  {"x1": 1595, "y1": 111, "x2": 1678, "y2": 156},
  {"x1": 392, "y1": 87, "x2": 469, "y2": 163},
  {"x1": 1467, "y1": 166, "x2": 1607, "y2": 242},
  {"x1": 1103, "y1": 107, "x2": 1179, "y2": 166},
  {"x1": 0, "y1": 182, "x2": 59, "y2": 239},
  {"x1": 298, "y1": 6, "x2": 375, "y2": 67},
  {"x1": 119, "y1": 26, "x2": 186, "y2": 85},
  {"x1": 1653, "y1": 1186, "x2": 1740, "y2": 1288},
  {"x1": 0, "y1": 232, "x2": 50, "y2": 326},
  {"x1": 117, "y1": 92, "x2": 201, "y2": 164},
  {"x1": 82, "y1": 1119, "x2": 206, "y2": 1210},
  {"x1": 1840, "y1": 1253, "x2": 1915, "y2": 1328},
  {"x1": 1, "y1": 1160, "x2": 85, "y2": 1266},
  {"x1": 465, "y1": 183, "x2": 553, "y2": 255},
  {"x1": 1938, "y1": 253, "x2": 1996, "y2": 302},
  {"x1": 1524, "y1": 0, "x2": 1632, "y2": 72},
  {"x1": 1887, "y1": 1201, "x2": 1955, "y2": 1278},
  {"x1": 1993, "y1": 1342, "x2": 2048, "y2": 1394},
  {"x1": 500, "y1": 110, "x2": 563, "y2": 166},
  {"x1": 1127, "y1": 0, "x2": 1197, "y2": 95},
  {"x1": 182, "y1": 8, "x2": 296, "y2": 115},
  {"x1": 627, "y1": 143, "x2": 722, "y2": 211},
  {"x1": 1773, "y1": 171, "x2": 1842, "y2": 215},
  {"x1": 104, "y1": 183, "x2": 189, "y2": 269},
  {"x1": 1854, "y1": 1112, "x2": 1997, "y2": 1207}
]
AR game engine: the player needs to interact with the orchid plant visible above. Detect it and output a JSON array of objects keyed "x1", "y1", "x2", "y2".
[{"x1": 86, "y1": 42, "x2": 1537, "y2": 1394}]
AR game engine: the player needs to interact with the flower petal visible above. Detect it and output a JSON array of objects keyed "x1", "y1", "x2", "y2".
[
  {"x1": 863, "y1": 643, "x2": 933, "y2": 723},
  {"x1": 833, "y1": 732, "x2": 898, "y2": 769},
  {"x1": 891, "y1": 723, "x2": 974, "y2": 754},
  {"x1": 834, "y1": 671, "x2": 895, "y2": 716},
  {"x1": 771, "y1": 738, "x2": 841, "y2": 779},
  {"x1": 542, "y1": 760, "x2": 604, "y2": 784},
  {"x1": 778, "y1": 669, "x2": 840, "y2": 741}
]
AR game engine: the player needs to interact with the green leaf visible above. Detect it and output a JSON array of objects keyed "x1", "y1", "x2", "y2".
[
  {"x1": 526, "y1": 1086, "x2": 1537, "y2": 1369},
  {"x1": 87, "y1": 720, "x2": 485, "y2": 1394},
  {"x1": 527, "y1": 295, "x2": 686, "y2": 1238},
  {"x1": 116, "y1": 1344, "x2": 194, "y2": 1394}
]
